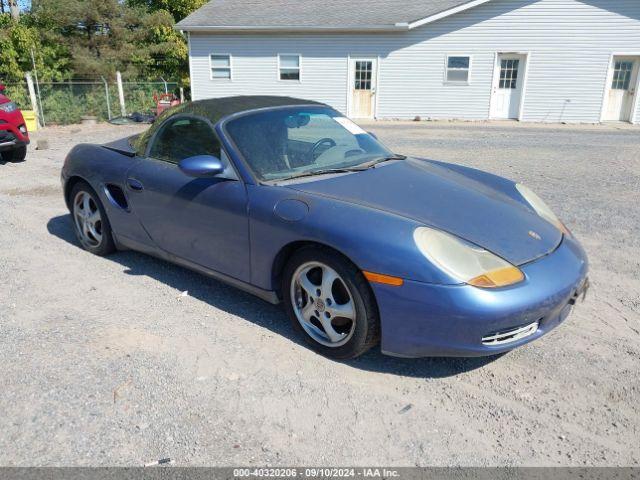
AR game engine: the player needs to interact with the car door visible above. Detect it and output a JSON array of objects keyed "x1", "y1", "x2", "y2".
[{"x1": 125, "y1": 115, "x2": 251, "y2": 282}]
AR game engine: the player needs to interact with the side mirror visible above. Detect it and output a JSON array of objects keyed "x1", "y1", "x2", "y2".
[
  {"x1": 368, "y1": 131, "x2": 378, "y2": 140},
  {"x1": 178, "y1": 155, "x2": 224, "y2": 178}
]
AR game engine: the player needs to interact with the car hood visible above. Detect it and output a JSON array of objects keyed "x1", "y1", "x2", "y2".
[{"x1": 288, "y1": 158, "x2": 562, "y2": 266}]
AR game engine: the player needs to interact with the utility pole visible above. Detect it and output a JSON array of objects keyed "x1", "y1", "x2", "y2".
[
  {"x1": 25, "y1": 73, "x2": 42, "y2": 128},
  {"x1": 8, "y1": 0, "x2": 19, "y2": 21},
  {"x1": 30, "y1": 49, "x2": 45, "y2": 127},
  {"x1": 116, "y1": 71, "x2": 126, "y2": 117}
]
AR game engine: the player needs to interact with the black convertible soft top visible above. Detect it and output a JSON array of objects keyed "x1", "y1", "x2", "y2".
[
  {"x1": 180, "y1": 95, "x2": 324, "y2": 123},
  {"x1": 132, "y1": 96, "x2": 325, "y2": 155}
]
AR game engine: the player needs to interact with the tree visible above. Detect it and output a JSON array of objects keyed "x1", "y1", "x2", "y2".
[
  {"x1": 126, "y1": 0, "x2": 206, "y2": 22},
  {"x1": 1, "y1": 0, "x2": 191, "y2": 84},
  {"x1": 32, "y1": 0, "x2": 188, "y2": 80},
  {"x1": 0, "y1": 12, "x2": 67, "y2": 83},
  {"x1": 140, "y1": 9, "x2": 190, "y2": 82}
]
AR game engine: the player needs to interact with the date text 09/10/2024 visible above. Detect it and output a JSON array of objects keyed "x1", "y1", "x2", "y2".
[{"x1": 233, "y1": 468, "x2": 400, "y2": 478}]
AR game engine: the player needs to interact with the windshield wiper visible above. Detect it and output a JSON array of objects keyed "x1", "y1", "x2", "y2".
[
  {"x1": 273, "y1": 155, "x2": 406, "y2": 183},
  {"x1": 276, "y1": 166, "x2": 370, "y2": 182},
  {"x1": 356, "y1": 154, "x2": 407, "y2": 169}
]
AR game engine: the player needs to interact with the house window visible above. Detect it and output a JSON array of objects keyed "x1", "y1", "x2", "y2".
[
  {"x1": 612, "y1": 61, "x2": 633, "y2": 90},
  {"x1": 354, "y1": 61, "x2": 373, "y2": 90},
  {"x1": 279, "y1": 54, "x2": 301, "y2": 81},
  {"x1": 446, "y1": 55, "x2": 471, "y2": 84},
  {"x1": 499, "y1": 59, "x2": 520, "y2": 89},
  {"x1": 210, "y1": 54, "x2": 231, "y2": 80}
]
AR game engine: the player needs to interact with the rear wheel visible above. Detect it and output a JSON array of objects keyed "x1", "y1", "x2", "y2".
[
  {"x1": 70, "y1": 182, "x2": 115, "y2": 256},
  {"x1": 283, "y1": 247, "x2": 380, "y2": 359},
  {"x1": 1, "y1": 145, "x2": 26, "y2": 162}
]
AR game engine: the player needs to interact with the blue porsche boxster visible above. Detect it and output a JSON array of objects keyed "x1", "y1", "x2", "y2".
[{"x1": 61, "y1": 96, "x2": 589, "y2": 359}]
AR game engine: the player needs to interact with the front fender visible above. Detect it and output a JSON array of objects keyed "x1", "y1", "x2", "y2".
[{"x1": 247, "y1": 184, "x2": 456, "y2": 291}]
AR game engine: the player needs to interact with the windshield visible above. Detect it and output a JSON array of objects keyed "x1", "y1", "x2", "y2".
[{"x1": 224, "y1": 106, "x2": 394, "y2": 181}]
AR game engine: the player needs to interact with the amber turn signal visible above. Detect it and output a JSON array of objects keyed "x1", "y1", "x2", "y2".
[
  {"x1": 468, "y1": 266, "x2": 524, "y2": 288},
  {"x1": 363, "y1": 271, "x2": 404, "y2": 286}
]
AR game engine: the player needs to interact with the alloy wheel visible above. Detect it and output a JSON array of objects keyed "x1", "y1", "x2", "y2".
[
  {"x1": 290, "y1": 261, "x2": 356, "y2": 347},
  {"x1": 73, "y1": 190, "x2": 103, "y2": 248}
]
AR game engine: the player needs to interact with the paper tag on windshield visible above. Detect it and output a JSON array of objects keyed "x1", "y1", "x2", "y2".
[{"x1": 334, "y1": 117, "x2": 367, "y2": 135}]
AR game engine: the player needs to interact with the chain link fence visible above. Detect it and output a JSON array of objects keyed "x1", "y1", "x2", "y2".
[{"x1": 3, "y1": 79, "x2": 181, "y2": 125}]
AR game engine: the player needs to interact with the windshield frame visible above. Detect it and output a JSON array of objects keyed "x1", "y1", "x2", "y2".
[{"x1": 219, "y1": 104, "x2": 393, "y2": 184}]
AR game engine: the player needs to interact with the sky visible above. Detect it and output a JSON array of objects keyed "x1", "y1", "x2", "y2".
[{"x1": 4, "y1": 0, "x2": 31, "y2": 10}]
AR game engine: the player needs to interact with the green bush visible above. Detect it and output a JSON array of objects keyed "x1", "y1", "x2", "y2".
[
  {"x1": 2, "y1": 84, "x2": 30, "y2": 110},
  {"x1": 40, "y1": 88, "x2": 86, "y2": 124}
]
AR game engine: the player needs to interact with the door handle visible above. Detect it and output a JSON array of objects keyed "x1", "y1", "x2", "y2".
[{"x1": 127, "y1": 178, "x2": 144, "y2": 191}]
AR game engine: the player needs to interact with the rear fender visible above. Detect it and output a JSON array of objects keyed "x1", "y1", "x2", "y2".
[{"x1": 63, "y1": 143, "x2": 153, "y2": 247}]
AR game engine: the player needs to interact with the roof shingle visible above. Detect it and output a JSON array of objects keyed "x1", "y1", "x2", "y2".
[{"x1": 176, "y1": 0, "x2": 483, "y2": 31}]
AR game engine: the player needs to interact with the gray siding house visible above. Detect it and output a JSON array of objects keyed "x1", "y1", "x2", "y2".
[{"x1": 177, "y1": 0, "x2": 640, "y2": 124}]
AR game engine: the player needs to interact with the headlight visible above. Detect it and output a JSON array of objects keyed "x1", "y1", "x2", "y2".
[
  {"x1": 0, "y1": 101, "x2": 17, "y2": 113},
  {"x1": 516, "y1": 183, "x2": 570, "y2": 235},
  {"x1": 413, "y1": 227, "x2": 524, "y2": 288}
]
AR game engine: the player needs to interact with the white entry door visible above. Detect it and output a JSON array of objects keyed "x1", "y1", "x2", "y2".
[
  {"x1": 490, "y1": 54, "x2": 526, "y2": 119},
  {"x1": 604, "y1": 57, "x2": 639, "y2": 122},
  {"x1": 349, "y1": 58, "x2": 377, "y2": 119}
]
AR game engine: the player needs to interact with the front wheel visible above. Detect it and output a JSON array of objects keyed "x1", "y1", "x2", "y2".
[
  {"x1": 1, "y1": 145, "x2": 26, "y2": 162},
  {"x1": 282, "y1": 247, "x2": 380, "y2": 359}
]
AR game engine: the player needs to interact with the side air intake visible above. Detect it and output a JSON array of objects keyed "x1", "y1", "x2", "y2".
[{"x1": 104, "y1": 184, "x2": 128, "y2": 210}]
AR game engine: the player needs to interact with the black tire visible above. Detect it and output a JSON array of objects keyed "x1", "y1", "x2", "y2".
[
  {"x1": 1, "y1": 145, "x2": 27, "y2": 162},
  {"x1": 282, "y1": 246, "x2": 380, "y2": 359},
  {"x1": 69, "y1": 181, "x2": 116, "y2": 256}
]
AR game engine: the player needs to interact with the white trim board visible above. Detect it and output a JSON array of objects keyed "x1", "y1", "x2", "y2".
[
  {"x1": 400, "y1": 0, "x2": 493, "y2": 29},
  {"x1": 187, "y1": 32, "x2": 195, "y2": 99}
]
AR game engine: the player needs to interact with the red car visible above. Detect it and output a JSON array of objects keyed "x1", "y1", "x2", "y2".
[{"x1": 0, "y1": 83, "x2": 29, "y2": 162}]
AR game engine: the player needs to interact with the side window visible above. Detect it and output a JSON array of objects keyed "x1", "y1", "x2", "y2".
[{"x1": 148, "y1": 117, "x2": 221, "y2": 164}]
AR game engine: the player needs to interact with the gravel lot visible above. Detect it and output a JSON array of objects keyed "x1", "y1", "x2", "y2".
[{"x1": 0, "y1": 120, "x2": 638, "y2": 466}]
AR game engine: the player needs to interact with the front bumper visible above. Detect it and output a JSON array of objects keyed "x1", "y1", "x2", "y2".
[
  {"x1": 374, "y1": 236, "x2": 589, "y2": 357},
  {"x1": 0, "y1": 122, "x2": 29, "y2": 152}
]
